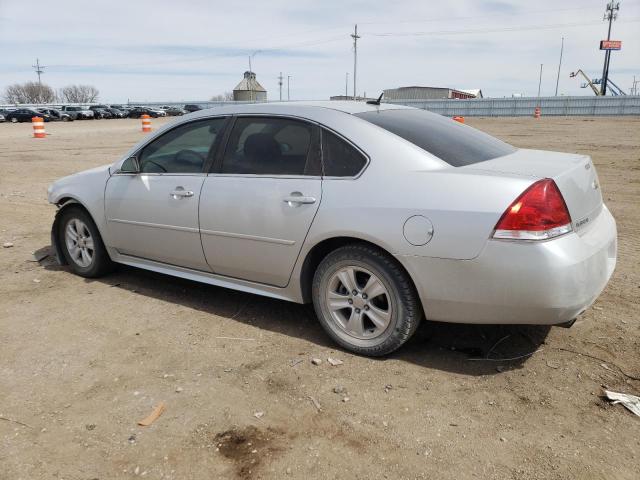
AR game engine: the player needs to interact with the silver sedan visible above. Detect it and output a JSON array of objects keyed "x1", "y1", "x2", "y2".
[{"x1": 47, "y1": 101, "x2": 617, "y2": 356}]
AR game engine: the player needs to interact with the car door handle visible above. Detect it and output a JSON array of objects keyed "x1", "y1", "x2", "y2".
[
  {"x1": 283, "y1": 193, "x2": 316, "y2": 205},
  {"x1": 170, "y1": 189, "x2": 194, "y2": 199}
]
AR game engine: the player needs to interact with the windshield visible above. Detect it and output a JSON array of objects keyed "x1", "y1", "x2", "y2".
[{"x1": 355, "y1": 109, "x2": 515, "y2": 167}]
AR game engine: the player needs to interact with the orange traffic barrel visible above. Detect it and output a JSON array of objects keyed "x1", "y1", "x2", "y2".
[
  {"x1": 32, "y1": 116, "x2": 46, "y2": 138},
  {"x1": 533, "y1": 106, "x2": 541, "y2": 118},
  {"x1": 141, "y1": 114, "x2": 152, "y2": 132},
  {"x1": 453, "y1": 116, "x2": 465, "y2": 123}
]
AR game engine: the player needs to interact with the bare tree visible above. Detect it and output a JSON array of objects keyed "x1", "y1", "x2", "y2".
[
  {"x1": 3, "y1": 82, "x2": 56, "y2": 104},
  {"x1": 60, "y1": 84, "x2": 100, "y2": 103},
  {"x1": 210, "y1": 91, "x2": 234, "y2": 101}
]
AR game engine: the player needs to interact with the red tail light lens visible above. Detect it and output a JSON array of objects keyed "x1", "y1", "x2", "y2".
[{"x1": 493, "y1": 179, "x2": 572, "y2": 240}]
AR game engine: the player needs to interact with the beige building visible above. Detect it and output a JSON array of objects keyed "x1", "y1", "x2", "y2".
[{"x1": 233, "y1": 71, "x2": 267, "y2": 101}]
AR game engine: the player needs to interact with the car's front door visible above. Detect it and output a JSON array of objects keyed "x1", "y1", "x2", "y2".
[
  {"x1": 199, "y1": 116, "x2": 322, "y2": 287},
  {"x1": 104, "y1": 117, "x2": 228, "y2": 270}
]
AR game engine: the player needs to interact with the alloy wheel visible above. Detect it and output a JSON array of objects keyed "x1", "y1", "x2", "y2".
[
  {"x1": 325, "y1": 266, "x2": 392, "y2": 340},
  {"x1": 64, "y1": 218, "x2": 95, "y2": 268}
]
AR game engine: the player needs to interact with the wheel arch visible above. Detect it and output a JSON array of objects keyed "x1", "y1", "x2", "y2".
[
  {"x1": 50, "y1": 197, "x2": 99, "y2": 265},
  {"x1": 298, "y1": 236, "x2": 419, "y2": 306}
]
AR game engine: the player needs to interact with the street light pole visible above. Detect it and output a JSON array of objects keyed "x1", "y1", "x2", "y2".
[
  {"x1": 555, "y1": 37, "x2": 564, "y2": 96},
  {"x1": 287, "y1": 75, "x2": 291, "y2": 101},
  {"x1": 537, "y1": 63, "x2": 544, "y2": 101}
]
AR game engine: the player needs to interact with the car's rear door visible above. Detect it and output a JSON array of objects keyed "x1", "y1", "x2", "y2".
[
  {"x1": 199, "y1": 116, "x2": 322, "y2": 287},
  {"x1": 104, "y1": 117, "x2": 228, "y2": 270}
]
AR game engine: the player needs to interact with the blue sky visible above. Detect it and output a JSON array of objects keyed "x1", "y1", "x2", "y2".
[{"x1": 0, "y1": 0, "x2": 638, "y2": 102}]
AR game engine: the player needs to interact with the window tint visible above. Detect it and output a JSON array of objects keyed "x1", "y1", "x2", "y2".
[
  {"x1": 322, "y1": 130, "x2": 367, "y2": 177},
  {"x1": 355, "y1": 109, "x2": 515, "y2": 167},
  {"x1": 222, "y1": 117, "x2": 316, "y2": 175},
  {"x1": 139, "y1": 118, "x2": 226, "y2": 173}
]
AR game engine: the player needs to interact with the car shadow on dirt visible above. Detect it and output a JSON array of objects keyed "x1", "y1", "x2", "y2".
[{"x1": 40, "y1": 248, "x2": 551, "y2": 377}]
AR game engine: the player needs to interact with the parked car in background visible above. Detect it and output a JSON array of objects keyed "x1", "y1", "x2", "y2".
[
  {"x1": 46, "y1": 102, "x2": 617, "y2": 356},
  {"x1": 89, "y1": 106, "x2": 113, "y2": 119},
  {"x1": 183, "y1": 104, "x2": 202, "y2": 113},
  {"x1": 127, "y1": 107, "x2": 159, "y2": 119},
  {"x1": 37, "y1": 108, "x2": 73, "y2": 122},
  {"x1": 0, "y1": 113, "x2": 5, "y2": 123},
  {"x1": 107, "y1": 108, "x2": 126, "y2": 118},
  {"x1": 5, "y1": 108, "x2": 52, "y2": 123},
  {"x1": 59, "y1": 106, "x2": 94, "y2": 120},
  {"x1": 164, "y1": 106, "x2": 186, "y2": 116}
]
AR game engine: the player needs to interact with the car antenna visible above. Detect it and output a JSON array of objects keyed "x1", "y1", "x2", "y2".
[{"x1": 366, "y1": 92, "x2": 383, "y2": 105}]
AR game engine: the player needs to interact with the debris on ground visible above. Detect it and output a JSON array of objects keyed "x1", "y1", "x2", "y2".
[
  {"x1": 308, "y1": 396, "x2": 322, "y2": 411},
  {"x1": 327, "y1": 357, "x2": 343, "y2": 366},
  {"x1": 137, "y1": 402, "x2": 166, "y2": 426},
  {"x1": 311, "y1": 358, "x2": 322, "y2": 366},
  {"x1": 175, "y1": 386, "x2": 183, "y2": 393},
  {"x1": 2, "y1": 242, "x2": 13, "y2": 248},
  {"x1": 333, "y1": 385, "x2": 346, "y2": 394},
  {"x1": 253, "y1": 411, "x2": 265, "y2": 419},
  {"x1": 603, "y1": 390, "x2": 640, "y2": 417}
]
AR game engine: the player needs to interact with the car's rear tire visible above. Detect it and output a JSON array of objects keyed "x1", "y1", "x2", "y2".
[
  {"x1": 312, "y1": 244, "x2": 422, "y2": 356},
  {"x1": 58, "y1": 206, "x2": 114, "y2": 278},
  {"x1": 10, "y1": 117, "x2": 18, "y2": 123}
]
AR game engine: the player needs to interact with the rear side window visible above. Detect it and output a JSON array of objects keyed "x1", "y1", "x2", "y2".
[
  {"x1": 139, "y1": 118, "x2": 226, "y2": 173},
  {"x1": 222, "y1": 117, "x2": 319, "y2": 175},
  {"x1": 322, "y1": 130, "x2": 367, "y2": 177},
  {"x1": 355, "y1": 109, "x2": 515, "y2": 167}
]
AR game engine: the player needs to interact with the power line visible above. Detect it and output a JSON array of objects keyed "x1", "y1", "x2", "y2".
[{"x1": 363, "y1": 18, "x2": 639, "y2": 37}]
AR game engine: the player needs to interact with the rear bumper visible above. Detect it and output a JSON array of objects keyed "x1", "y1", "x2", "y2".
[{"x1": 398, "y1": 206, "x2": 617, "y2": 325}]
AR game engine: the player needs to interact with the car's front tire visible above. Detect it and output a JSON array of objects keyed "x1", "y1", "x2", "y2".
[
  {"x1": 58, "y1": 206, "x2": 114, "y2": 278},
  {"x1": 312, "y1": 244, "x2": 422, "y2": 356}
]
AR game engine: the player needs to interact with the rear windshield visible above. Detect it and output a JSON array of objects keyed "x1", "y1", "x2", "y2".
[{"x1": 355, "y1": 109, "x2": 515, "y2": 167}]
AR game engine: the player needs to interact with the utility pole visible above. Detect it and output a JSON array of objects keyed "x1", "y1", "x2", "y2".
[
  {"x1": 278, "y1": 72, "x2": 283, "y2": 101},
  {"x1": 600, "y1": 1, "x2": 620, "y2": 96},
  {"x1": 555, "y1": 37, "x2": 564, "y2": 96},
  {"x1": 537, "y1": 63, "x2": 543, "y2": 100},
  {"x1": 248, "y1": 55, "x2": 253, "y2": 102},
  {"x1": 632, "y1": 75, "x2": 638, "y2": 95},
  {"x1": 345, "y1": 72, "x2": 349, "y2": 97},
  {"x1": 351, "y1": 24, "x2": 360, "y2": 100},
  {"x1": 32, "y1": 58, "x2": 46, "y2": 85},
  {"x1": 287, "y1": 75, "x2": 291, "y2": 101}
]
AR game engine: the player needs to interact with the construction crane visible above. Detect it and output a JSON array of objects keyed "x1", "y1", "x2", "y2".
[
  {"x1": 570, "y1": 69, "x2": 628, "y2": 96},
  {"x1": 570, "y1": 70, "x2": 601, "y2": 95}
]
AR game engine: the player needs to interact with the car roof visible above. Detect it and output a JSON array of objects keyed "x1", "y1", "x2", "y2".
[{"x1": 187, "y1": 100, "x2": 413, "y2": 120}]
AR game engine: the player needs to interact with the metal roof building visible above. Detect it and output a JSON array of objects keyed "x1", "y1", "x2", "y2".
[
  {"x1": 233, "y1": 71, "x2": 267, "y2": 101},
  {"x1": 383, "y1": 86, "x2": 477, "y2": 100}
]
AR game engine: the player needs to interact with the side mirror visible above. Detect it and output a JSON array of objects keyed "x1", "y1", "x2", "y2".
[{"x1": 119, "y1": 156, "x2": 140, "y2": 174}]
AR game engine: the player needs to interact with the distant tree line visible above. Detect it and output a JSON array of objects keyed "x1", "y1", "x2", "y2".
[
  {"x1": 2, "y1": 82, "x2": 100, "y2": 104},
  {"x1": 210, "y1": 91, "x2": 234, "y2": 101}
]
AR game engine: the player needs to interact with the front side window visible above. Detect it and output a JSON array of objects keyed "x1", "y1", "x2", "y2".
[
  {"x1": 221, "y1": 117, "x2": 318, "y2": 175},
  {"x1": 322, "y1": 130, "x2": 367, "y2": 177},
  {"x1": 355, "y1": 109, "x2": 515, "y2": 167},
  {"x1": 138, "y1": 117, "x2": 226, "y2": 174}
]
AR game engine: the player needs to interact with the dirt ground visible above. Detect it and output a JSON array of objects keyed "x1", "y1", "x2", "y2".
[{"x1": 1, "y1": 115, "x2": 638, "y2": 480}]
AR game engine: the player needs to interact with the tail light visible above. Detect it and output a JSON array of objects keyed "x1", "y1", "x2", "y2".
[{"x1": 493, "y1": 179, "x2": 572, "y2": 240}]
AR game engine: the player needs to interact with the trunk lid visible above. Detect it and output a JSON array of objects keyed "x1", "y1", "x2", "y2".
[{"x1": 464, "y1": 149, "x2": 603, "y2": 234}]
